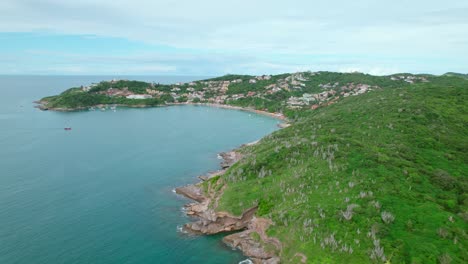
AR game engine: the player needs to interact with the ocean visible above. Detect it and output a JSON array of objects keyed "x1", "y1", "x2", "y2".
[{"x1": 0, "y1": 76, "x2": 280, "y2": 264}]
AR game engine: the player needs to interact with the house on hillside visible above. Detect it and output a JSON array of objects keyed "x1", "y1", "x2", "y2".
[{"x1": 126, "y1": 94, "x2": 152, "y2": 99}]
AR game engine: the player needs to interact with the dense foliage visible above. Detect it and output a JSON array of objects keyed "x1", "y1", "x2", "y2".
[
  {"x1": 39, "y1": 72, "x2": 468, "y2": 263},
  {"x1": 89, "y1": 80, "x2": 151, "y2": 94},
  {"x1": 43, "y1": 87, "x2": 167, "y2": 109},
  {"x1": 444, "y1": 72, "x2": 468, "y2": 80},
  {"x1": 40, "y1": 71, "x2": 450, "y2": 117},
  {"x1": 214, "y1": 78, "x2": 467, "y2": 263}
]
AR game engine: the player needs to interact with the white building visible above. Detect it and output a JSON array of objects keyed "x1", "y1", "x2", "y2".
[{"x1": 126, "y1": 94, "x2": 152, "y2": 99}]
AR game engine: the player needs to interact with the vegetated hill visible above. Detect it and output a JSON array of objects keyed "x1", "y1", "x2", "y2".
[
  {"x1": 38, "y1": 71, "x2": 432, "y2": 116},
  {"x1": 211, "y1": 80, "x2": 467, "y2": 263},
  {"x1": 444, "y1": 72, "x2": 468, "y2": 80}
]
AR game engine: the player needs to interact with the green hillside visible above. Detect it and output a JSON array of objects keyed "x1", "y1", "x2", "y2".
[
  {"x1": 212, "y1": 78, "x2": 467, "y2": 263},
  {"x1": 444, "y1": 72, "x2": 468, "y2": 80},
  {"x1": 37, "y1": 72, "x2": 432, "y2": 116},
  {"x1": 38, "y1": 72, "x2": 468, "y2": 262}
]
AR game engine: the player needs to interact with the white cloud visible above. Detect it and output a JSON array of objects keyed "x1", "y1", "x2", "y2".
[
  {"x1": 338, "y1": 67, "x2": 402, "y2": 76},
  {"x1": 0, "y1": 0, "x2": 467, "y2": 74}
]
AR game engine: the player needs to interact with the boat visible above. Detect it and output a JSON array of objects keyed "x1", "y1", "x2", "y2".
[{"x1": 64, "y1": 127, "x2": 72, "y2": 131}]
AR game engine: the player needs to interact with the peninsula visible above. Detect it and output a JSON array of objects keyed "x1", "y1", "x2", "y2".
[
  {"x1": 37, "y1": 71, "x2": 429, "y2": 117},
  {"x1": 38, "y1": 72, "x2": 468, "y2": 263}
]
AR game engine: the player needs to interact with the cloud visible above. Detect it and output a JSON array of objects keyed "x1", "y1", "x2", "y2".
[{"x1": 0, "y1": 0, "x2": 467, "y2": 74}]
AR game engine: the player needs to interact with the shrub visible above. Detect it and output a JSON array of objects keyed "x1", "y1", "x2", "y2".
[{"x1": 431, "y1": 170, "x2": 457, "y2": 191}]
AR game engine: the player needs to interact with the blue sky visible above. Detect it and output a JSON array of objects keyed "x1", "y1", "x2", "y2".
[{"x1": 0, "y1": 0, "x2": 467, "y2": 75}]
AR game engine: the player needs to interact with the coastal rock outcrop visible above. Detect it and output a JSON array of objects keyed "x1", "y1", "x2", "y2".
[
  {"x1": 223, "y1": 217, "x2": 281, "y2": 264},
  {"x1": 185, "y1": 203, "x2": 257, "y2": 234},
  {"x1": 219, "y1": 151, "x2": 242, "y2": 169},
  {"x1": 175, "y1": 184, "x2": 206, "y2": 203},
  {"x1": 176, "y1": 183, "x2": 257, "y2": 234},
  {"x1": 176, "y1": 151, "x2": 282, "y2": 263}
]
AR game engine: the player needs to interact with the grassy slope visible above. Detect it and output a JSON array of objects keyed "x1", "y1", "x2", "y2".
[{"x1": 215, "y1": 77, "x2": 467, "y2": 263}]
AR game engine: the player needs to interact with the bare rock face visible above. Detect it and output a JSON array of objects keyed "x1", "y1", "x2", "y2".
[
  {"x1": 223, "y1": 217, "x2": 281, "y2": 264},
  {"x1": 223, "y1": 231, "x2": 277, "y2": 263},
  {"x1": 184, "y1": 205, "x2": 258, "y2": 235},
  {"x1": 175, "y1": 185, "x2": 206, "y2": 203},
  {"x1": 176, "y1": 151, "x2": 282, "y2": 263},
  {"x1": 219, "y1": 151, "x2": 242, "y2": 169},
  {"x1": 175, "y1": 182, "x2": 258, "y2": 234}
]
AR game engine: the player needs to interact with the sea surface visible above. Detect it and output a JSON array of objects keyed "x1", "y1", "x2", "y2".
[{"x1": 0, "y1": 76, "x2": 280, "y2": 264}]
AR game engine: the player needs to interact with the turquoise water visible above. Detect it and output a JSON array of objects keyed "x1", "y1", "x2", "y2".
[{"x1": 0, "y1": 76, "x2": 280, "y2": 264}]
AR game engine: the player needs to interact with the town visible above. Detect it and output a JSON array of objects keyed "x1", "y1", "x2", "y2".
[{"x1": 72, "y1": 71, "x2": 431, "y2": 114}]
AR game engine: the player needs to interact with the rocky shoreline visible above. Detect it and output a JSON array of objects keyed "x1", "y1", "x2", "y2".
[
  {"x1": 175, "y1": 150, "x2": 281, "y2": 264},
  {"x1": 36, "y1": 98, "x2": 286, "y2": 263}
]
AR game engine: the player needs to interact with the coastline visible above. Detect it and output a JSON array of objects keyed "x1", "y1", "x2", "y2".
[
  {"x1": 35, "y1": 101, "x2": 290, "y2": 124},
  {"x1": 169, "y1": 103, "x2": 287, "y2": 121},
  {"x1": 36, "y1": 99, "x2": 286, "y2": 263},
  {"x1": 175, "y1": 149, "x2": 282, "y2": 264}
]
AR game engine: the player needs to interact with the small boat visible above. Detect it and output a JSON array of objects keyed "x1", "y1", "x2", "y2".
[{"x1": 64, "y1": 127, "x2": 72, "y2": 131}]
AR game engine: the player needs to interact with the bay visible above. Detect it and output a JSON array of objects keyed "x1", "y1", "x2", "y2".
[{"x1": 0, "y1": 76, "x2": 280, "y2": 264}]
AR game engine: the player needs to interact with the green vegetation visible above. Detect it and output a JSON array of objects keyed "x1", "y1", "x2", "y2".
[
  {"x1": 89, "y1": 80, "x2": 151, "y2": 93},
  {"x1": 38, "y1": 71, "x2": 433, "y2": 117},
  {"x1": 202, "y1": 74, "x2": 253, "y2": 81},
  {"x1": 39, "y1": 72, "x2": 468, "y2": 262},
  {"x1": 213, "y1": 78, "x2": 467, "y2": 263},
  {"x1": 444, "y1": 72, "x2": 468, "y2": 80},
  {"x1": 39, "y1": 80, "x2": 170, "y2": 109},
  {"x1": 42, "y1": 90, "x2": 166, "y2": 109}
]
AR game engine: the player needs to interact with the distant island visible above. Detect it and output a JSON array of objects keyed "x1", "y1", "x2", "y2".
[{"x1": 38, "y1": 72, "x2": 468, "y2": 263}]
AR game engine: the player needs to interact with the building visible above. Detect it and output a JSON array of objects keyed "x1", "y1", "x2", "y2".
[{"x1": 126, "y1": 94, "x2": 152, "y2": 99}]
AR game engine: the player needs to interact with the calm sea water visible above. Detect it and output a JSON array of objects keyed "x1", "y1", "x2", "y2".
[{"x1": 0, "y1": 76, "x2": 280, "y2": 264}]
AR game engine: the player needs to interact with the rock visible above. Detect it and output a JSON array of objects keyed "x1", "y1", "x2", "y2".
[
  {"x1": 184, "y1": 206, "x2": 258, "y2": 235},
  {"x1": 176, "y1": 150, "x2": 281, "y2": 262},
  {"x1": 175, "y1": 185, "x2": 206, "y2": 203},
  {"x1": 264, "y1": 257, "x2": 281, "y2": 264},
  {"x1": 224, "y1": 230, "x2": 279, "y2": 263},
  {"x1": 198, "y1": 170, "x2": 225, "y2": 181},
  {"x1": 277, "y1": 123, "x2": 290, "y2": 128},
  {"x1": 219, "y1": 151, "x2": 242, "y2": 168}
]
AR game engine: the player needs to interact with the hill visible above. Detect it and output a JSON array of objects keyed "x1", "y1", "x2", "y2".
[
  {"x1": 444, "y1": 72, "x2": 468, "y2": 80},
  {"x1": 208, "y1": 77, "x2": 467, "y2": 263},
  {"x1": 37, "y1": 71, "x2": 431, "y2": 118},
  {"x1": 37, "y1": 72, "x2": 468, "y2": 263}
]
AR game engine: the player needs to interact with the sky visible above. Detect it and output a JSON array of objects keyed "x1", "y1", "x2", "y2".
[{"x1": 0, "y1": 0, "x2": 467, "y2": 75}]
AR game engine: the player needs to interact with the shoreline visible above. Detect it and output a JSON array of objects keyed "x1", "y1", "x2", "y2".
[
  {"x1": 35, "y1": 101, "x2": 289, "y2": 123},
  {"x1": 170, "y1": 103, "x2": 287, "y2": 121},
  {"x1": 36, "y1": 99, "x2": 285, "y2": 263},
  {"x1": 175, "y1": 150, "x2": 281, "y2": 264}
]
